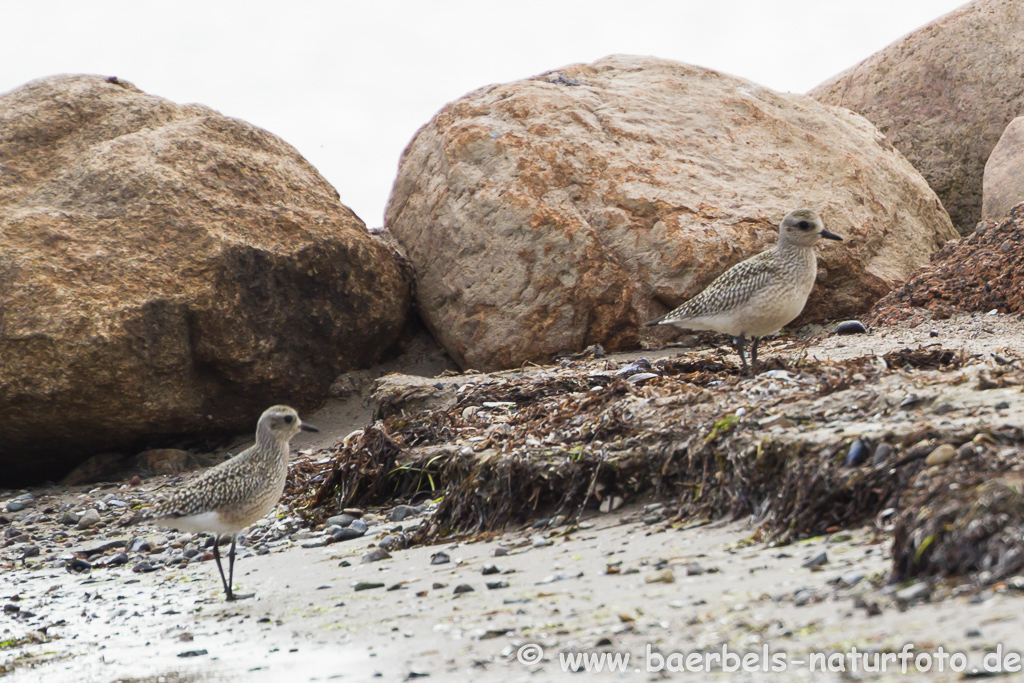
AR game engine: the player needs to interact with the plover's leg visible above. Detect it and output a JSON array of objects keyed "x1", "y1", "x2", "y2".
[
  {"x1": 227, "y1": 535, "x2": 238, "y2": 601},
  {"x1": 212, "y1": 535, "x2": 234, "y2": 600},
  {"x1": 750, "y1": 336, "x2": 761, "y2": 375},
  {"x1": 731, "y1": 335, "x2": 749, "y2": 374}
]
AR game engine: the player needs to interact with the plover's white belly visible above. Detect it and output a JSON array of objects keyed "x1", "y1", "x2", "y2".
[
  {"x1": 163, "y1": 510, "x2": 243, "y2": 536},
  {"x1": 689, "y1": 279, "x2": 814, "y2": 338}
]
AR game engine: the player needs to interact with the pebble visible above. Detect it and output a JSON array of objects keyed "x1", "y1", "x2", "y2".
[
  {"x1": 379, "y1": 533, "x2": 409, "y2": 552},
  {"x1": 21, "y1": 546, "x2": 40, "y2": 558},
  {"x1": 486, "y1": 581, "x2": 510, "y2": 590},
  {"x1": 453, "y1": 584, "x2": 474, "y2": 595},
  {"x1": 76, "y1": 509, "x2": 101, "y2": 530},
  {"x1": 793, "y1": 589, "x2": 814, "y2": 606},
  {"x1": 361, "y1": 548, "x2": 391, "y2": 563},
  {"x1": 835, "y1": 320, "x2": 867, "y2": 335},
  {"x1": 301, "y1": 537, "x2": 334, "y2": 548},
  {"x1": 925, "y1": 444, "x2": 956, "y2": 466},
  {"x1": 58, "y1": 511, "x2": 81, "y2": 525},
  {"x1": 331, "y1": 527, "x2": 365, "y2": 542},
  {"x1": 957, "y1": 443, "x2": 977, "y2": 459},
  {"x1": 177, "y1": 650, "x2": 208, "y2": 658},
  {"x1": 494, "y1": 547, "x2": 509, "y2": 557},
  {"x1": 67, "y1": 557, "x2": 91, "y2": 572},
  {"x1": 5, "y1": 501, "x2": 26, "y2": 513},
  {"x1": 531, "y1": 536, "x2": 553, "y2": 548},
  {"x1": 430, "y1": 552, "x2": 451, "y2": 565},
  {"x1": 353, "y1": 581, "x2": 385, "y2": 591},
  {"x1": 802, "y1": 552, "x2": 828, "y2": 569},
  {"x1": 481, "y1": 564, "x2": 500, "y2": 575},
  {"x1": 327, "y1": 514, "x2": 355, "y2": 528},
  {"x1": 895, "y1": 582, "x2": 931, "y2": 603},
  {"x1": 388, "y1": 505, "x2": 421, "y2": 522},
  {"x1": 839, "y1": 571, "x2": 865, "y2": 587},
  {"x1": 871, "y1": 443, "x2": 893, "y2": 466},
  {"x1": 995, "y1": 401, "x2": 1010, "y2": 410},
  {"x1": 966, "y1": 628, "x2": 982, "y2": 638},
  {"x1": 349, "y1": 519, "x2": 369, "y2": 534},
  {"x1": 644, "y1": 569, "x2": 675, "y2": 584},
  {"x1": 932, "y1": 402, "x2": 956, "y2": 415},
  {"x1": 843, "y1": 439, "x2": 871, "y2": 467}
]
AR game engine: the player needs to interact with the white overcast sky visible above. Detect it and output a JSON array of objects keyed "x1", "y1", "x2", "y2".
[{"x1": 0, "y1": 1, "x2": 967, "y2": 228}]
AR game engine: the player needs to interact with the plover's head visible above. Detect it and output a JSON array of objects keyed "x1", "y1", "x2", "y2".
[
  {"x1": 256, "y1": 405, "x2": 319, "y2": 443},
  {"x1": 778, "y1": 209, "x2": 843, "y2": 247}
]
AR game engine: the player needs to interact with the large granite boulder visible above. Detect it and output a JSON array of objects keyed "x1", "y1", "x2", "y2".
[
  {"x1": 810, "y1": 0, "x2": 1024, "y2": 233},
  {"x1": 983, "y1": 117, "x2": 1024, "y2": 221},
  {"x1": 0, "y1": 75, "x2": 411, "y2": 485},
  {"x1": 386, "y1": 55, "x2": 956, "y2": 371}
]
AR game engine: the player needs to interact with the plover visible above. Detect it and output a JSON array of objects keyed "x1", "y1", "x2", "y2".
[
  {"x1": 645, "y1": 209, "x2": 842, "y2": 374},
  {"x1": 136, "y1": 405, "x2": 318, "y2": 600}
]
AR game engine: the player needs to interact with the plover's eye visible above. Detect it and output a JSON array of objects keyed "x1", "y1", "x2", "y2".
[
  {"x1": 283, "y1": 415, "x2": 295, "y2": 424},
  {"x1": 797, "y1": 220, "x2": 811, "y2": 230}
]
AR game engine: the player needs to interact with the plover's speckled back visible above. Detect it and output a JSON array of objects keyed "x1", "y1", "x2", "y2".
[
  {"x1": 139, "y1": 405, "x2": 318, "y2": 600},
  {"x1": 646, "y1": 209, "x2": 842, "y2": 374}
]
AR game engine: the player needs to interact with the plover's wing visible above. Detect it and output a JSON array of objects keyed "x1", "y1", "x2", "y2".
[{"x1": 646, "y1": 250, "x2": 779, "y2": 325}]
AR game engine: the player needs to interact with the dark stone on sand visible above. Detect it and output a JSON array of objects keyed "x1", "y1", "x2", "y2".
[
  {"x1": 453, "y1": 584, "x2": 474, "y2": 595},
  {"x1": 835, "y1": 320, "x2": 867, "y2": 335},
  {"x1": 331, "y1": 527, "x2": 365, "y2": 542},
  {"x1": 430, "y1": 551, "x2": 450, "y2": 565}
]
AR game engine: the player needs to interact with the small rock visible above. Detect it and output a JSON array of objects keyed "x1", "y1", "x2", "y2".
[
  {"x1": 3, "y1": 604, "x2": 19, "y2": 614},
  {"x1": 895, "y1": 582, "x2": 931, "y2": 603},
  {"x1": 531, "y1": 536, "x2": 553, "y2": 548},
  {"x1": 481, "y1": 564, "x2": 500, "y2": 575},
  {"x1": 349, "y1": 519, "x2": 369, "y2": 534},
  {"x1": 76, "y1": 509, "x2": 101, "y2": 530},
  {"x1": 67, "y1": 557, "x2": 91, "y2": 573},
  {"x1": 925, "y1": 444, "x2": 956, "y2": 466},
  {"x1": 802, "y1": 551, "x2": 828, "y2": 569},
  {"x1": 5, "y1": 501, "x2": 26, "y2": 513},
  {"x1": 353, "y1": 581, "x2": 385, "y2": 591},
  {"x1": 871, "y1": 443, "x2": 893, "y2": 466},
  {"x1": 685, "y1": 563, "x2": 713, "y2": 576},
  {"x1": 330, "y1": 527, "x2": 365, "y2": 542},
  {"x1": 129, "y1": 475, "x2": 142, "y2": 486},
  {"x1": 494, "y1": 547, "x2": 509, "y2": 557},
  {"x1": 301, "y1": 537, "x2": 334, "y2": 548},
  {"x1": 932, "y1": 402, "x2": 956, "y2": 415},
  {"x1": 759, "y1": 414, "x2": 793, "y2": 429},
  {"x1": 995, "y1": 401, "x2": 1010, "y2": 410},
  {"x1": 378, "y1": 534, "x2": 408, "y2": 551},
  {"x1": 389, "y1": 505, "x2": 421, "y2": 522},
  {"x1": 20, "y1": 545, "x2": 40, "y2": 559},
  {"x1": 430, "y1": 552, "x2": 450, "y2": 565},
  {"x1": 362, "y1": 548, "x2": 391, "y2": 563},
  {"x1": 133, "y1": 562, "x2": 158, "y2": 573},
  {"x1": 60, "y1": 511, "x2": 82, "y2": 525},
  {"x1": 865, "y1": 602, "x2": 882, "y2": 616},
  {"x1": 839, "y1": 571, "x2": 865, "y2": 587},
  {"x1": 486, "y1": 581, "x2": 509, "y2": 590},
  {"x1": 843, "y1": 439, "x2": 871, "y2": 467},
  {"x1": 453, "y1": 584, "x2": 474, "y2": 595},
  {"x1": 835, "y1": 320, "x2": 867, "y2": 335},
  {"x1": 338, "y1": 560, "x2": 351, "y2": 567},
  {"x1": 644, "y1": 569, "x2": 675, "y2": 584},
  {"x1": 966, "y1": 628, "x2": 982, "y2": 638},
  {"x1": 177, "y1": 649, "x2": 208, "y2": 658},
  {"x1": 327, "y1": 514, "x2": 355, "y2": 528},
  {"x1": 793, "y1": 589, "x2": 814, "y2": 606},
  {"x1": 957, "y1": 443, "x2": 977, "y2": 459}
]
